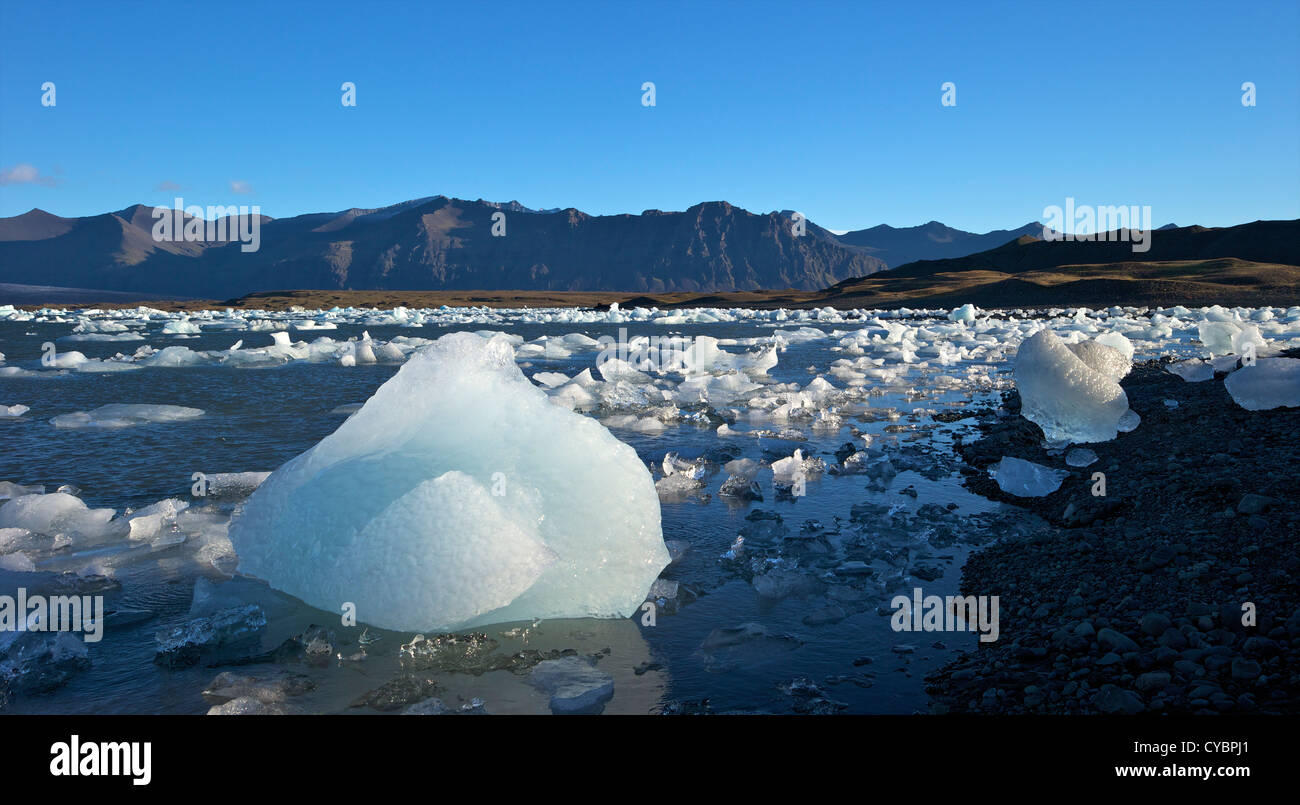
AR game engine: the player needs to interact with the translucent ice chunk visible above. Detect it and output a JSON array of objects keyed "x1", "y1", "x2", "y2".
[
  {"x1": 0, "y1": 493, "x2": 116, "y2": 539},
  {"x1": 1014, "y1": 330, "x2": 1130, "y2": 443},
  {"x1": 1224, "y1": 358, "x2": 1300, "y2": 411},
  {"x1": 1066, "y1": 339, "x2": 1130, "y2": 381},
  {"x1": 50, "y1": 404, "x2": 204, "y2": 429},
  {"x1": 1064, "y1": 448, "x2": 1098, "y2": 467},
  {"x1": 1167, "y1": 358, "x2": 1215, "y2": 382},
  {"x1": 1094, "y1": 331, "x2": 1134, "y2": 362},
  {"x1": 1197, "y1": 320, "x2": 1240, "y2": 356},
  {"x1": 228, "y1": 332, "x2": 668, "y2": 632},
  {"x1": 947, "y1": 304, "x2": 978, "y2": 324},
  {"x1": 989, "y1": 456, "x2": 1068, "y2": 497}
]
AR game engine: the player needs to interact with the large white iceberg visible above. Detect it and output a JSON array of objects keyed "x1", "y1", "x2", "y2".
[
  {"x1": 1014, "y1": 330, "x2": 1130, "y2": 443},
  {"x1": 228, "y1": 332, "x2": 668, "y2": 632},
  {"x1": 1224, "y1": 358, "x2": 1300, "y2": 411}
]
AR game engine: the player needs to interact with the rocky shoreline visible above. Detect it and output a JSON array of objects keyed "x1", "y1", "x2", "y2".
[{"x1": 927, "y1": 348, "x2": 1300, "y2": 714}]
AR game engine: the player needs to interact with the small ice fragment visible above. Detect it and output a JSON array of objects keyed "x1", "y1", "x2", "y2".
[
  {"x1": 989, "y1": 456, "x2": 1068, "y2": 497},
  {"x1": 1117, "y1": 409, "x2": 1141, "y2": 433},
  {"x1": 1197, "y1": 320, "x2": 1240, "y2": 356},
  {"x1": 947, "y1": 304, "x2": 978, "y2": 324},
  {"x1": 529, "y1": 657, "x2": 615, "y2": 715},
  {"x1": 531, "y1": 371, "x2": 570, "y2": 388},
  {"x1": 656, "y1": 472, "x2": 705, "y2": 497},
  {"x1": 1167, "y1": 359, "x2": 1215, "y2": 383},
  {"x1": 202, "y1": 472, "x2": 272, "y2": 498},
  {"x1": 153, "y1": 605, "x2": 267, "y2": 668},
  {"x1": 1064, "y1": 448, "x2": 1098, "y2": 467}
]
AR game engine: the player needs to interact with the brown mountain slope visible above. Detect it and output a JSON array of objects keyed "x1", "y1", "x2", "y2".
[
  {"x1": 26, "y1": 257, "x2": 1296, "y2": 312},
  {"x1": 0, "y1": 197, "x2": 884, "y2": 297},
  {"x1": 830, "y1": 219, "x2": 1300, "y2": 286},
  {"x1": 803, "y1": 258, "x2": 1300, "y2": 309}
]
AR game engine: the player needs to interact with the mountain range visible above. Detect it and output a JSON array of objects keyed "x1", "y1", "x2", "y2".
[
  {"x1": 0, "y1": 198, "x2": 881, "y2": 299},
  {"x1": 1, "y1": 196, "x2": 1070, "y2": 300},
  {"x1": 833, "y1": 220, "x2": 1049, "y2": 267}
]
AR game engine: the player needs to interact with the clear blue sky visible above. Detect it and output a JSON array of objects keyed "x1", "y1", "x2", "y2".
[{"x1": 1, "y1": 0, "x2": 1297, "y2": 232}]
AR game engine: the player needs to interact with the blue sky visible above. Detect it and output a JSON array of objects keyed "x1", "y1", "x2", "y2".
[{"x1": 1, "y1": 0, "x2": 1297, "y2": 232}]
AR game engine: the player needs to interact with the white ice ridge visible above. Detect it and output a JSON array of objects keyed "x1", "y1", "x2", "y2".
[
  {"x1": 1014, "y1": 329, "x2": 1131, "y2": 444},
  {"x1": 228, "y1": 332, "x2": 669, "y2": 632}
]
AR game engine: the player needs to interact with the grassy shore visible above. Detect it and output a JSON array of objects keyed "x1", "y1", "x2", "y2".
[{"x1": 11, "y1": 258, "x2": 1300, "y2": 311}]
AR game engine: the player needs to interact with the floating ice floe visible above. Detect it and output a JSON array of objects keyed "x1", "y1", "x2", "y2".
[
  {"x1": 228, "y1": 332, "x2": 669, "y2": 632},
  {"x1": 1014, "y1": 329, "x2": 1131, "y2": 443},
  {"x1": 50, "y1": 404, "x2": 205, "y2": 429},
  {"x1": 1224, "y1": 358, "x2": 1300, "y2": 411},
  {"x1": 125, "y1": 498, "x2": 190, "y2": 541},
  {"x1": 0, "y1": 492, "x2": 118, "y2": 542},
  {"x1": 1197, "y1": 320, "x2": 1268, "y2": 357},
  {"x1": 655, "y1": 452, "x2": 707, "y2": 496},
  {"x1": 161, "y1": 319, "x2": 202, "y2": 336},
  {"x1": 0, "y1": 479, "x2": 238, "y2": 575},
  {"x1": 530, "y1": 371, "x2": 571, "y2": 388},
  {"x1": 948, "y1": 304, "x2": 978, "y2": 324},
  {"x1": 989, "y1": 456, "x2": 1069, "y2": 497},
  {"x1": 719, "y1": 458, "x2": 763, "y2": 500},
  {"x1": 770, "y1": 449, "x2": 824, "y2": 484}
]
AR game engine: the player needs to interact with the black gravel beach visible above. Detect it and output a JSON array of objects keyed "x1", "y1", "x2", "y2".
[{"x1": 929, "y1": 349, "x2": 1300, "y2": 714}]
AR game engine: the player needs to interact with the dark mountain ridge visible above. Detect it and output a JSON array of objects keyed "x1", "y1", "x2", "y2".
[
  {"x1": 832, "y1": 219, "x2": 1052, "y2": 268},
  {"x1": 0, "y1": 197, "x2": 885, "y2": 298}
]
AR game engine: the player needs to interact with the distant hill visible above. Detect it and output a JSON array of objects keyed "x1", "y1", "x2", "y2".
[
  {"x1": 0, "y1": 197, "x2": 887, "y2": 298},
  {"x1": 811, "y1": 219, "x2": 1300, "y2": 308},
  {"x1": 840, "y1": 219, "x2": 1300, "y2": 283},
  {"x1": 832, "y1": 220, "x2": 1052, "y2": 268}
]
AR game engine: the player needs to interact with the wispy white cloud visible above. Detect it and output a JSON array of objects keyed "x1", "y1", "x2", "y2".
[
  {"x1": 0, "y1": 163, "x2": 58, "y2": 187},
  {"x1": 156, "y1": 180, "x2": 182, "y2": 191},
  {"x1": 229, "y1": 180, "x2": 253, "y2": 194}
]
